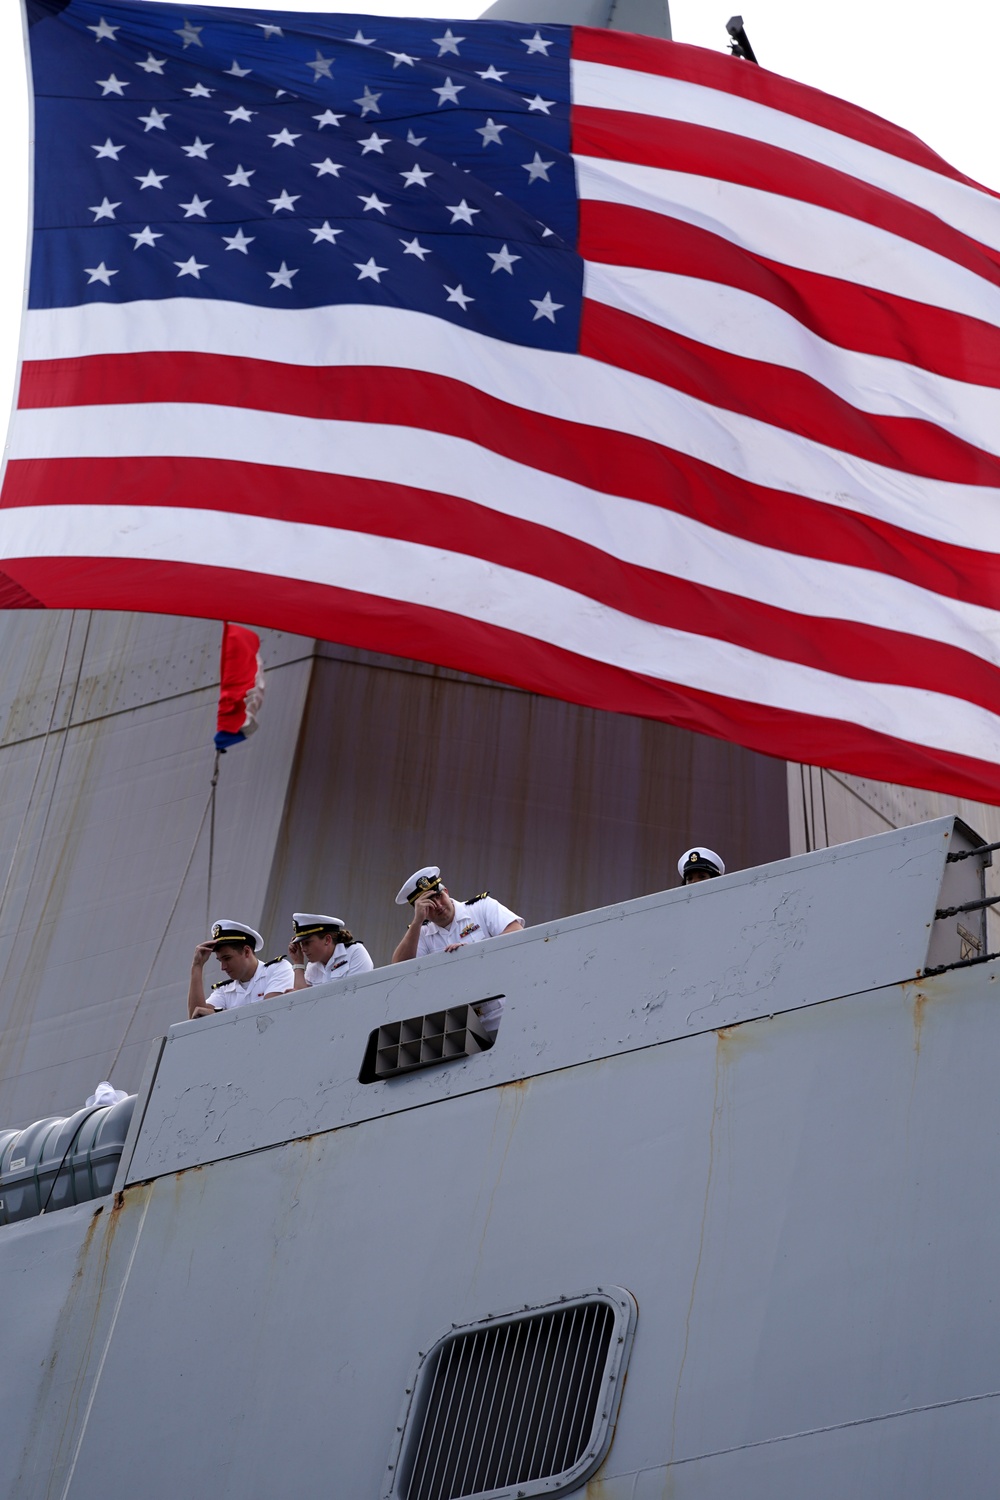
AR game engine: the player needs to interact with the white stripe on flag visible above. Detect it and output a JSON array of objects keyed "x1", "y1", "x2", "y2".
[
  {"x1": 575, "y1": 155, "x2": 1000, "y2": 326},
  {"x1": 571, "y1": 60, "x2": 1000, "y2": 253},
  {"x1": 583, "y1": 261, "x2": 1000, "y2": 459}
]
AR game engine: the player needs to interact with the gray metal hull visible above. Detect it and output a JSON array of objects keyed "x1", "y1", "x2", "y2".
[{"x1": 3, "y1": 819, "x2": 997, "y2": 1498}]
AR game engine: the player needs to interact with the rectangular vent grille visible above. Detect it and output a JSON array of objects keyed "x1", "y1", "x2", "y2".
[
  {"x1": 402, "y1": 1300, "x2": 617, "y2": 1500},
  {"x1": 359, "y1": 1004, "x2": 497, "y2": 1084}
]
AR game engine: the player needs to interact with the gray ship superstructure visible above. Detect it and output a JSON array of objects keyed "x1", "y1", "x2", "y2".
[{"x1": 2, "y1": 817, "x2": 997, "y2": 1499}]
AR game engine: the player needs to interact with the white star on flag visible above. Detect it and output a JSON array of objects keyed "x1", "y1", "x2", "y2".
[
  {"x1": 445, "y1": 284, "x2": 474, "y2": 310},
  {"x1": 92, "y1": 138, "x2": 124, "y2": 159},
  {"x1": 447, "y1": 199, "x2": 480, "y2": 225},
  {"x1": 182, "y1": 138, "x2": 214, "y2": 159},
  {"x1": 407, "y1": 130, "x2": 427, "y2": 147},
  {"x1": 433, "y1": 29, "x2": 464, "y2": 55},
  {"x1": 521, "y1": 31, "x2": 553, "y2": 54},
  {"x1": 175, "y1": 257, "x2": 207, "y2": 278},
  {"x1": 88, "y1": 197, "x2": 120, "y2": 221},
  {"x1": 84, "y1": 262, "x2": 117, "y2": 283},
  {"x1": 267, "y1": 263, "x2": 298, "y2": 289},
  {"x1": 313, "y1": 111, "x2": 344, "y2": 128},
  {"x1": 477, "y1": 65, "x2": 507, "y2": 81},
  {"x1": 224, "y1": 166, "x2": 254, "y2": 188},
  {"x1": 179, "y1": 194, "x2": 211, "y2": 218},
  {"x1": 135, "y1": 169, "x2": 168, "y2": 189},
  {"x1": 308, "y1": 52, "x2": 335, "y2": 79},
  {"x1": 311, "y1": 159, "x2": 343, "y2": 177},
  {"x1": 175, "y1": 21, "x2": 203, "y2": 48},
  {"x1": 433, "y1": 78, "x2": 464, "y2": 106},
  {"x1": 87, "y1": 18, "x2": 119, "y2": 42},
  {"x1": 137, "y1": 54, "x2": 165, "y2": 74},
  {"x1": 268, "y1": 190, "x2": 300, "y2": 213},
  {"x1": 96, "y1": 74, "x2": 128, "y2": 95},
  {"x1": 488, "y1": 244, "x2": 521, "y2": 274},
  {"x1": 257, "y1": 24, "x2": 283, "y2": 37},
  {"x1": 401, "y1": 164, "x2": 433, "y2": 187},
  {"x1": 225, "y1": 107, "x2": 255, "y2": 124},
  {"x1": 222, "y1": 228, "x2": 255, "y2": 253},
  {"x1": 269, "y1": 129, "x2": 301, "y2": 148},
  {"x1": 355, "y1": 257, "x2": 387, "y2": 281},
  {"x1": 351, "y1": 31, "x2": 375, "y2": 45},
  {"x1": 400, "y1": 237, "x2": 430, "y2": 260},
  {"x1": 522, "y1": 152, "x2": 554, "y2": 183},
  {"x1": 355, "y1": 87, "x2": 382, "y2": 115},
  {"x1": 523, "y1": 95, "x2": 555, "y2": 114},
  {"x1": 129, "y1": 226, "x2": 162, "y2": 249},
  {"x1": 310, "y1": 222, "x2": 342, "y2": 244},
  {"x1": 476, "y1": 119, "x2": 507, "y2": 146},
  {"x1": 139, "y1": 108, "x2": 170, "y2": 132},
  {"x1": 225, "y1": 61, "x2": 252, "y2": 79},
  {"x1": 359, "y1": 132, "x2": 390, "y2": 154},
  {"x1": 387, "y1": 51, "x2": 416, "y2": 67},
  {"x1": 184, "y1": 83, "x2": 213, "y2": 98},
  {"x1": 530, "y1": 292, "x2": 563, "y2": 322},
  {"x1": 358, "y1": 192, "x2": 390, "y2": 214}
]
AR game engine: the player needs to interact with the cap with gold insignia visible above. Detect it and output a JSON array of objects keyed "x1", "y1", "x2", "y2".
[
  {"x1": 395, "y1": 865, "x2": 444, "y2": 906},
  {"x1": 207, "y1": 919, "x2": 263, "y2": 952},
  {"x1": 292, "y1": 913, "x2": 345, "y2": 937},
  {"x1": 678, "y1": 848, "x2": 725, "y2": 882}
]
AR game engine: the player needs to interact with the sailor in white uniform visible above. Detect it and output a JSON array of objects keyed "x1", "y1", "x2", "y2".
[
  {"x1": 287, "y1": 912, "x2": 374, "y2": 991},
  {"x1": 390, "y1": 867, "x2": 524, "y2": 1035},
  {"x1": 678, "y1": 847, "x2": 726, "y2": 885},
  {"x1": 187, "y1": 919, "x2": 295, "y2": 1019}
]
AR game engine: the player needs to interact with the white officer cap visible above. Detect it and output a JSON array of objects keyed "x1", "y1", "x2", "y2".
[
  {"x1": 208, "y1": 918, "x2": 263, "y2": 952},
  {"x1": 395, "y1": 866, "x2": 443, "y2": 906},
  {"x1": 292, "y1": 912, "x2": 345, "y2": 936},
  {"x1": 678, "y1": 847, "x2": 725, "y2": 881}
]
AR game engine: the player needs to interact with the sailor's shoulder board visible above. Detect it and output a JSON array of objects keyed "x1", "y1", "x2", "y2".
[
  {"x1": 465, "y1": 891, "x2": 490, "y2": 905},
  {"x1": 341, "y1": 937, "x2": 358, "y2": 948},
  {"x1": 263, "y1": 955, "x2": 286, "y2": 967},
  {"x1": 210, "y1": 979, "x2": 230, "y2": 991}
]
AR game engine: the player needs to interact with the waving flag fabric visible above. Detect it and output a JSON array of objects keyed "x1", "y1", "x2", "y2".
[
  {"x1": 6, "y1": 1, "x2": 1000, "y2": 801},
  {"x1": 215, "y1": 621, "x2": 264, "y2": 750}
]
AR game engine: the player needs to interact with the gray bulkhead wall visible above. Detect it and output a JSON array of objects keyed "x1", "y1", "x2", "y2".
[{"x1": 258, "y1": 641, "x2": 789, "y2": 969}]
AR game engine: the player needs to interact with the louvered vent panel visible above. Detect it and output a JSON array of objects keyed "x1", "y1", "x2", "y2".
[{"x1": 400, "y1": 1297, "x2": 626, "y2": 1500}]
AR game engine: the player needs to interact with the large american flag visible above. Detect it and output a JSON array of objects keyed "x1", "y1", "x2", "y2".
[{"x1": 8, "y1": 1, "x2": 1000, "y2": 802}]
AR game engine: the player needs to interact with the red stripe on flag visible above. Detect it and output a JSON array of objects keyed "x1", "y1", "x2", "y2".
[
  {"x1": 580, "y1": 299, "x2": 1000, "y2": 487},
  {"x1": 573, "y1": 106, "x2": 1000, "y2": 287},
  {"x1": 571, "y1": 28, "x2": 1000, "y2": 197},
  {"x1": 579, "y1": 200, "x2": 1000, "y2": 389},
  {"x1": 2, "y1": 551, "x2": 998, "y2": 802},
  {"x1": 3, "y1": 455, "x2": 999, "y2": 712}
]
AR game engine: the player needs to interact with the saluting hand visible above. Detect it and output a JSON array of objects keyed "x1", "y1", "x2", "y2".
[{"x1": 192, "y1": 941, "x2": 215, "y2": 969}]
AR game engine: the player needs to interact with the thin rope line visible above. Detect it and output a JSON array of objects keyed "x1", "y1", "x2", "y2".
[
  {"x1": 107, "y1": 775, "x2": 215, "y2": 1078},
  {"x1": 206, "y1": 750, "x2": 220, "y2": 934},
  {"x1": 0, "y1": 610, "x2": 77, "y2": 930}
]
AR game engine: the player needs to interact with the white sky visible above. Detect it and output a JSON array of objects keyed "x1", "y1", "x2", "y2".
[{"x1": 1, "y1": 0, "x2": 996, "y2": 427}]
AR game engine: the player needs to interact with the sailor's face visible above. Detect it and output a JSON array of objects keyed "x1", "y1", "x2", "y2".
[
  {"x1": 420, "y1": 885, "x2": 455, "y2": 925},
  {"x1": 300, "y1": 931, "x2": 334, "y2": 962},
  {"x1": 684, "y1": 871, "x2": 713, "y2": 885},
  {"x1": 215, "y1": 942, "x2": 256, "y2": 982}
]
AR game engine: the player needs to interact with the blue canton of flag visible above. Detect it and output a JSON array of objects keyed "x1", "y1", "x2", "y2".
[{"x1": 28, "y1": 0, "x2": 582, "y2": 350}]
